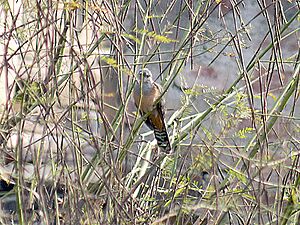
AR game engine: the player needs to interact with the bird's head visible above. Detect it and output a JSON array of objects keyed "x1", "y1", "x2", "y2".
[{"x1": 138, "y1": 68, "x2": 153, "y2": 83}]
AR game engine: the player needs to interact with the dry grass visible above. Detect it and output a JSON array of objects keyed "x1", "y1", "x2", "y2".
[{"x1": 0, "y1": 0, "x2": 299, "y2": 224}]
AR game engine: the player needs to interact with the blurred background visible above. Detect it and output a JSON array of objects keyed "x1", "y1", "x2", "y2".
[{"x1": 0, "y1": 0, "x2": 299, "y2": 224}]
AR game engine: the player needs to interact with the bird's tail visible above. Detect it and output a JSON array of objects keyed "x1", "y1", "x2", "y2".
[{"x1": 153, "y1": 126, "x2": 171, "y2": 153}]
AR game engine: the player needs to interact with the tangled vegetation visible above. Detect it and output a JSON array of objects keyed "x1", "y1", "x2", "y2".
[{"x1": 0, "y1": 0, "x2": 299, "y2": 224}]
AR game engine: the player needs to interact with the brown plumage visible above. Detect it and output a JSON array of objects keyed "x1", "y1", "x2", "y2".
[{"x1": 133, "y1": 68, "x2": 171, "y2": 153}]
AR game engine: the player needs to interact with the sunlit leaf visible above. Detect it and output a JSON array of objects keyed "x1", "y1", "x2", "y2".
[
  {"x1": 228, "y1": 169, "x2": 247, "y2": 184},
  {"x1": 236, "y1": 127, "x2": 254, "y2": 139},
  {"x1": 135, "y1": 28, "x2": 177, "y2": 43},
  {"x1": 64, "y1": 1, "x2": 81, "y2": 10},
  {"x1": 268, "y1": 92, "x2": 277, "y2": 101},
  {"x1": 122, "y1": 33, "x2": 141, "y2": 45}
]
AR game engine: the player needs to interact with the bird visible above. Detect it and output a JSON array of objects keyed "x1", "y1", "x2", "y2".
[{"x1": 133, "y1": 68, "x2": 171, "y2": 153}]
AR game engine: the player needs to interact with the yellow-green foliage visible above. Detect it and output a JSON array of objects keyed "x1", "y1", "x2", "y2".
[{"x1": 135, "y1": 28, "x2": 178, "y2": 43}]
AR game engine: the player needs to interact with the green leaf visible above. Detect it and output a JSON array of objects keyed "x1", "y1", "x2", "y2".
[
  {"x1": 228, "y1": 169, "x2": 247, "y2": 184},
  {"x1": 236, "y1": 127, "x2": 254, "y2": 139},
  {"x1": 135, "y1": 28, "x2": 177, "y2": 43},
  {"x1": 122, "y1": 33, "x2": 141, "y2": 45}
]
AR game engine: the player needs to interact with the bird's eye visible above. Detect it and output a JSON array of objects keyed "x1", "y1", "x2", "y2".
[
  {"x1": 138, "y1": 71, "x2": 146, "y2": 76},
  {"x1": 143, "y1": 70, "x2": 151, "y2": 77},
  {"x1": 138, "y1": 69, "x2": 151, "y2": 78}
]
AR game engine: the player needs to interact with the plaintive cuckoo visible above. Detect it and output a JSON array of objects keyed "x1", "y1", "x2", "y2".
[{"x1": 133, "y1": 68, "x2": 171, "y2": 153}]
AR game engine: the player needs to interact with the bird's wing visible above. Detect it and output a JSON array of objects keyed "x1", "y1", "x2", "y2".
[
  {"x1": 145, "y1": 102, "x2": 164, "y2": 131},
  {"x1": 144, "y1": 82, "x2": 165, "y2": 130}
]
